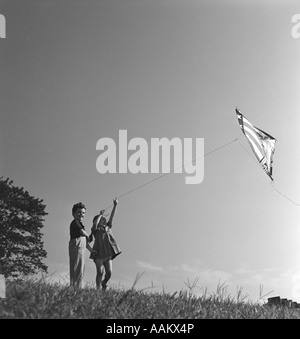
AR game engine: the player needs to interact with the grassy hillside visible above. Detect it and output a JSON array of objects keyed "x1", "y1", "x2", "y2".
[{"x1": 0, "y1": 277, "x2": 300, "y2": 319}]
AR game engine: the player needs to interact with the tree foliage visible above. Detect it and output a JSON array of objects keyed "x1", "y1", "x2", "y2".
[{"x1": 0, "y1": 177, "x2": 48, "y2": 278}]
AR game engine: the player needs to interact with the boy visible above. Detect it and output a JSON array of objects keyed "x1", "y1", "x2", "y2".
[{"x1": 69, "y1": 202, "x2": 95, "y2": 288}]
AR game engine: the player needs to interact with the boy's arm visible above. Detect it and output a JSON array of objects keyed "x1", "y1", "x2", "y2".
[
  {"x1": 75, "y1": 220, "x2": 91, "y2": 238},
  {"x1": 79, "y1": 228, "x2": 90, "y2": 238}
]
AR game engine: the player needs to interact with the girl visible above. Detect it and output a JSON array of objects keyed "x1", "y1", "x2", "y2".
[{"x1": 90, "y1": 198, "x2": 121, "y2": 290}]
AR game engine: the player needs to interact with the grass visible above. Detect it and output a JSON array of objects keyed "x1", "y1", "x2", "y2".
[{"x1": 1, "y1": 275, "x2": 300, "y2": 319}]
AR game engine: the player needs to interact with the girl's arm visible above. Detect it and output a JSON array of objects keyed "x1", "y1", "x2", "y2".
[
  {"x1": 107, "y1": 198, "x2": 118, "y2": 228},
  {"x1": 85, "y1": 241, "x2": 95, "y2": 253}
]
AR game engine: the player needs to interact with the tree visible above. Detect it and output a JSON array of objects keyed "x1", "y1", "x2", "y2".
[{"x1": 0, "y1": 177, "x2": 48, "y2": 278}]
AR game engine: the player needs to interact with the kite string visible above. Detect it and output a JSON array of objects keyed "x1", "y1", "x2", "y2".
[
  {"x1": 102, "y1": 135, "x2": 240, "y2": 211},
  {"x1": 238, "y1": 138, "x2": 300, "y2": 207},
  {"x1": 271, "y1": 181, "x2": 300, "y2": 207}
]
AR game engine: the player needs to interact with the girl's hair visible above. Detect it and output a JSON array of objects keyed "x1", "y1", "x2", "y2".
[{"x1": 93, "y1": 214, "x2": 106, "y2": 224}]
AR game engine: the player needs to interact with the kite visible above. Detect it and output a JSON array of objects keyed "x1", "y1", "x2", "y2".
[{"x1": 236, "y1": 108, "x2": 276, "y2": 181}]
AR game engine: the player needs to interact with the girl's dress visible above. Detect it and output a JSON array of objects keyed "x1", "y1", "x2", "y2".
[{"x1": 90, "y1": 223, "x2": 121, "y2": 262}]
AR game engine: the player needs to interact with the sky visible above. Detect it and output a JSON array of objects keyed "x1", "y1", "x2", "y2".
[{"x1": 1, "y1": 0, "x2": 300, "y2": 303}]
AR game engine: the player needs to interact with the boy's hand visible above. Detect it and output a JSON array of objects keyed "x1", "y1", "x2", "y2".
[
  {"x1": 113, "y1": 198, "x2": 118, "y2": 206},
  {"x1": 100, "y1": 210, "x2": 105, "y2": 215}
]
